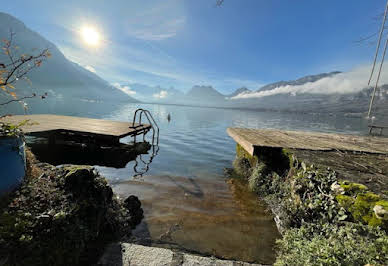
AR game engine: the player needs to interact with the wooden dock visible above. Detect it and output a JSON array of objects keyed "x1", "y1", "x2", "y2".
[
  {"x1": 0, "y1": 114, "x2": 151, "y2": 145},
  {"x1": 227, "y1": 127, "x2": 388, "y2": 155},
  {"x1": 227, "y1": 128, "x2": 388, "y2": 196}
]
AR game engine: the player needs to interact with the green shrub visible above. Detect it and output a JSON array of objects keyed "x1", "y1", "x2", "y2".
[
  {"x1": 275, "y1": 223, "x2": 388, "y2": 266},
  {"x1": 232, "y1": 157, "x2": 252, "y2": 178},
  {"x1": 248, "y1": 163, "x2": 268, "y2": 193},
  {"x1": 279, "y1": 165, "x2": 345, "y2": 227},
  {"x1": 238, "y1": 152, "x2": 388, "y2": 265}
]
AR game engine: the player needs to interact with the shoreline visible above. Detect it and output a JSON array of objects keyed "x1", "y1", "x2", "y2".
[{"x1": 229, "y1": 138, "x2": 388, "y2": 265}]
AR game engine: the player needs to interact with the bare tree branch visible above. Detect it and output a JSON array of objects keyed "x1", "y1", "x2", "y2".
[
  {"x1": 0, "y1": 92, "x2": 47, "y2": 106},
  {"x1": 0, "y1": 31, "x2": 51, "y2": 102}
]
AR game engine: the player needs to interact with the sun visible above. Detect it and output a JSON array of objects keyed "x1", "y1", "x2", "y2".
[{"x1": 81, "y1": 26, "x2": 100, "y2": 46}]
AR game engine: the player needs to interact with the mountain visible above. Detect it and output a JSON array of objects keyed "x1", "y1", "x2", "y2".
[
  {"x1": 257, "y1": 71, "x2": 341, "y2": 92},
  {"x1": 0, "y1": 12, "x2": 138, "y2": 103},
  {"x1": 226, "y1": 87, "x2": 251, "y2": 98},
  {"x1": 186, "y1": 85, "x2": 225, "y2": 100}
]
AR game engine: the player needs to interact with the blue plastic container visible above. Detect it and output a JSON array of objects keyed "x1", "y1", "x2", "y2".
[{"x1": 0, "y1": 136, "x2": 26, "y2": 195}]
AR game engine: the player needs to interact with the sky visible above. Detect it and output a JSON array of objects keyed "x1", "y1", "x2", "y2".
[{"x1": 1, "y1": 0, "x2": 387, "y2": 94}]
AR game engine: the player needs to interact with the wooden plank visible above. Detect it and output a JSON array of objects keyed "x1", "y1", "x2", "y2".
[
  {"x1": 0, "y1": 114, "x2": 151, "y2": 139},
  {"x1": 227, "y1": 127, "x2": 388, "y2": 155}
]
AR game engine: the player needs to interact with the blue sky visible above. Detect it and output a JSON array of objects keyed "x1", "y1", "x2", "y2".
[{"x1": 2, "y1": 0, "x2": 386, "y2": 93}]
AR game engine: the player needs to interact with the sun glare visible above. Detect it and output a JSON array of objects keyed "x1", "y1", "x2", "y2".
[{"x1": 81, "y1": 26, "x2": 100, "y2": 46}]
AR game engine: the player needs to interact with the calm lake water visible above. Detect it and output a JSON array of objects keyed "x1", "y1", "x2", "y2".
[{"x1": 24, "y1": 100, "x2": 370, "y2": 264}]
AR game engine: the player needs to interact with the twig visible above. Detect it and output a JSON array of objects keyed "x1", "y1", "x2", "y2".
[
  {"x1": 352, "y1": 161, "x2": 370, "y2": 170},
  {"x1": 0, "y1": 93, "x2": 47, "y2": 106}
]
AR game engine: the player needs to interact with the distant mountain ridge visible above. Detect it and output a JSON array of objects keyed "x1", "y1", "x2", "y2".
[
  {"x1": 110, "y1": 70, "x2": 387, "y2": 117},
  {"x1": 257, "y1": 71, "x2": 341, "y2": 92},
  {"x1": 0, "y1": 12, "x2": 138, "y2": 103},
  {"x1": 186, "y1": 85, "x2": 224, "y2": 99},
  {"x1": 226, "y1": 87, "x2": 251, "y2": 98}
]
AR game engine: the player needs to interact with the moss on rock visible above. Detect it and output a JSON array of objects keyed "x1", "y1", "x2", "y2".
[
  {"x1": 236, "y1": 143, "x2": 258, "y2": 168},
  {"x1": 339, "y1": 180, "x2": 368, "y2": 195},
  {"x1": 336, "y1": 192, "x2": 388, "y2": 229},
  {"x1": 351, "y1": 192, "x2": 380, "y2": 225},
  {"x1": 335, "y1": 194, "x2": 355, "y2": 209}
]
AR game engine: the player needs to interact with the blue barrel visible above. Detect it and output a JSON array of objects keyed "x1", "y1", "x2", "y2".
[{"x1": 0, "y1": 137, "x2": 26, "y2": 195}]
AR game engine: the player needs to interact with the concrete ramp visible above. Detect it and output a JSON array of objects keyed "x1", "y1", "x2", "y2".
[{"x1": 98, "y1": 243, "x2": 264, "y2": 266}]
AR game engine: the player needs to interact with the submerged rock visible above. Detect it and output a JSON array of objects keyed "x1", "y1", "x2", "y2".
[{"x1": 124, "y1": 195, "x2": 144, "y2": 228}]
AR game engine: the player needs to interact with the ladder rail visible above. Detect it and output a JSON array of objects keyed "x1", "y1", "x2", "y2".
[{"x1": 131, "y1": 108, "x2": 160, "y2": 146}]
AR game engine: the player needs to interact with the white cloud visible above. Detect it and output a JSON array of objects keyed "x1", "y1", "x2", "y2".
[
  {"x1": 232, "y1": 65, "x2": 388, "y2": 99},
  {"x1": 153, "y1": 90, "x2": 168, "y2": 98},
  {"x1": 84, "y1": 65, "x2": 96, "y2": 73},
  {"x1": 113, "y1": 83, "x2": 136, "y2": 95}
]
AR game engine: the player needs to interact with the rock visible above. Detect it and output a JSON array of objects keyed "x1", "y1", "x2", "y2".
[
  {"x1": 374, "y1": 204, "x2": 388, "y2": 220},
  {"x1": 330, "y1": 182, "x2": 344, "y2": 194},
  {"x1": 99, "y1": 243, "x2": 265, "y2": 266},
  {"x1": 124, "y1": 195, "x2": 144, "y2": 227},
  {"x1": 124, "y1": 195, "x2": 141, "y2": 212}
]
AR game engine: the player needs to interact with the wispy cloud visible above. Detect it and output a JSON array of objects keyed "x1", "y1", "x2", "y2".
[
  {"x1": 84, "y1": 65, "x2": 96, "y2": 73},
  {"x1": 232, "y1": 65, "x2": 388, "y2": 99},
  {"x1": 153, "y1": 90, "x2": 168, "y2": 98},
  {"x1": 113, "y1": 83, "x2": 136, "y2": 96},
  {"x1": 126, "y1": 18, "x2": 185, "y2": 41}
]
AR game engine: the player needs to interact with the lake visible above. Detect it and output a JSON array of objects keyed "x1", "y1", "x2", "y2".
[{"x1": 23, "y1": 100, "x2": 370, "y2": 264}]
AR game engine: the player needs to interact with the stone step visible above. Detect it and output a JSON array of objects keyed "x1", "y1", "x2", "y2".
[{"x1": 98, "y1": 243, "x2": 265, "y2": 266}]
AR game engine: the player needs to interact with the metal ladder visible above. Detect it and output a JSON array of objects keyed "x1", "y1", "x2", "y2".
[
  {"x1": 131, "y1": 109, "x2": 160, "y2": 177},
  {"x1": 131, "y1": 108, "x2": 159, "y2": 145}
]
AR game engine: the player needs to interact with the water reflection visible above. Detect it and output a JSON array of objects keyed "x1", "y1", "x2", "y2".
[
  {"x1": 27, "y1": 138, "x2": 152, "y2": 169},
  {"x1": 133, "y1": 144, "x2": 160, "y2": 178}
]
